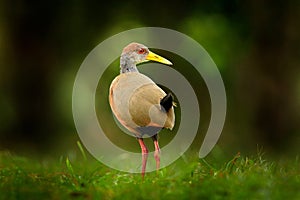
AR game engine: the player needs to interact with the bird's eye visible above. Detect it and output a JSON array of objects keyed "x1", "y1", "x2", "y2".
[{"x1": 137, "y1": 48, "x2": 146, "y2": 54}]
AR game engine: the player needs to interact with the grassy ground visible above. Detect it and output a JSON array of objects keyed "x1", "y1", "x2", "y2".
[{"x1": 0, "y1": 147, "x2": 299, "y2": 200}]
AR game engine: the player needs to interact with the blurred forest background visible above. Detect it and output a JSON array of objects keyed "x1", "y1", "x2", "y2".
[{"x1": 0, "y1": 0, "x2": 299, "y2": 159}]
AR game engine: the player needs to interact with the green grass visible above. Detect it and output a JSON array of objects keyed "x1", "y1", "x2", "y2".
[{"x1": 0, "y1": 149, "x2": 299, "y2": 200}]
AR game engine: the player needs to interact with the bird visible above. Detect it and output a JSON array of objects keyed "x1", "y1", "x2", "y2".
[{"x1": 109, "y1": 42, "x2": 175, "y2": 177}]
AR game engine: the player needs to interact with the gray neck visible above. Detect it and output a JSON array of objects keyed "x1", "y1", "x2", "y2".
[{"x1": 120, "y1": 55, "x2": 139, "y2": 73}]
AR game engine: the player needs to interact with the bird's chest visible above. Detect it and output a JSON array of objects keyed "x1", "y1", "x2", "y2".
[
  {"x1": 109, "y1": 72, "x2": 155, "y2": 106},
  {"x1": 109, "y1": 72, "x2": 167, "y2": 133}
]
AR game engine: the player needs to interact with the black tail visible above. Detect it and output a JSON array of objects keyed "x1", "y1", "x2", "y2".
[{"x1": 160, "y1": 93, "x2": 173, "y2": 112}]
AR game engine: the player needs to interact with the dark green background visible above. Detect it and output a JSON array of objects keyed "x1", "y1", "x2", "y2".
[{"x1": 0, "y1": 0, "x2": 299, "y2": 158}]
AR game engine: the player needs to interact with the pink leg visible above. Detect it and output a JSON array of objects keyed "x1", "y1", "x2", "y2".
[
  {"x1": 152, "y1": 135, "x2": 160, "y2": 171},
  {"x1": 138, "y1": 138, "x2": 148, "y2": 178}
]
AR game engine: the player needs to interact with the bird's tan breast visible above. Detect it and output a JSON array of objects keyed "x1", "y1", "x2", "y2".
[{"x1": 109, "y1": 72, "x2": 175, "y2": 135}]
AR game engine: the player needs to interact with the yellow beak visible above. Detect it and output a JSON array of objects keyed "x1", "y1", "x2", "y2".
[{"x1": 146, "y1": 51, "x2": 173, "y2": 65}]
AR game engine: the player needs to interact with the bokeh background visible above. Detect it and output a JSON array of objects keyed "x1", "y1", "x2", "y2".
[{"x1": 0, "y1": 0, "x2": 299, "y2": 159}]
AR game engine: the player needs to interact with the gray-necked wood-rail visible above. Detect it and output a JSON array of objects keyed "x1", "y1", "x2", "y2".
[{"x1": 109, "y1": 43, "x2": 175, "y2": 177}]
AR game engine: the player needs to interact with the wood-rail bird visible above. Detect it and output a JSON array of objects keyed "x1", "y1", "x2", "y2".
[{"x1": 109, "y1": 43, "x2": 175, "y2": 177}]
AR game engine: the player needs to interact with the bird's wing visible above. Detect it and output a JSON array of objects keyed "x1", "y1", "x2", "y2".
[{"x1": 129, "y1": 83, "x2": 175, "y2": 129}]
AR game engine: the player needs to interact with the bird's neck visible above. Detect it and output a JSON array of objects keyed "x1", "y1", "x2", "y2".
[{"x1": 120, "y1": 56, "x2": 139, "y2": 73}]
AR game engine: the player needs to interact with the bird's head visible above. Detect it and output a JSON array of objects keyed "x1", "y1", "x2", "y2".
[{"x1": 121, "y1": 43, "x2": 172, "y2": 66}]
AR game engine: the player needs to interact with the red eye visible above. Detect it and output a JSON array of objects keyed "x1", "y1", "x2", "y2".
[{"x1": 138, "y1": 48, "x2": 146, "y2": 54}]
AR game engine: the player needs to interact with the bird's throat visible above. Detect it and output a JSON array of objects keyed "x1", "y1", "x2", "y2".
[{"x1": 120, "y1": 57, "x2": 139, "y2": 73}]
